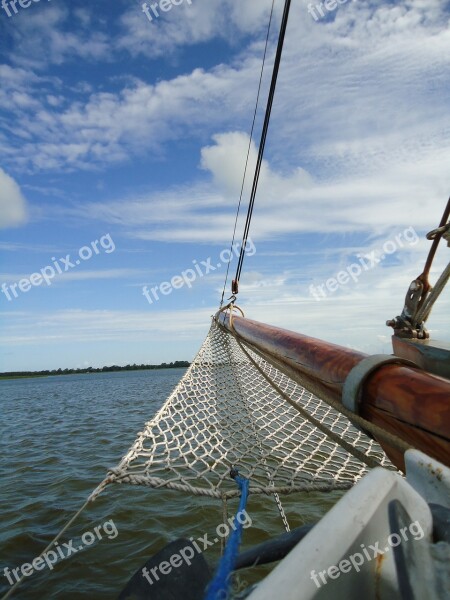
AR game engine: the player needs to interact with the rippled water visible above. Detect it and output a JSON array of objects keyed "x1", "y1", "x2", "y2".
[{"x1": 0, "y1": 370, "x2": 343, "y2": 599}]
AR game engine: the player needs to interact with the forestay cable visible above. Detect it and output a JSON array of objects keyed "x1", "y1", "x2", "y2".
[
  {"x1": 220, "y1": 0, "x2": 276, "y2": 308},
  {"x1": 233, "y1": 0, "x2": 292, "y2": 294}
]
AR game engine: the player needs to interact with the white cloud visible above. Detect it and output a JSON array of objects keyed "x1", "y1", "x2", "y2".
[
  {"x1": 1, "y1": 1, "x2": 449, "y2": 372},
  {"x1": 200, "y1": 131, "x2": 265, "y2": 197},
  {"x1": 0, "y1": 169, "x2": 28, "y2": 228},
  {"x1": 56, "y1": 130, "x2": 448, "y2": 243},
  {"x1": 0, "y1": 269, "x2": 147, "y2": 286},
  {"x1": 0, "y1": 307, "x2": 211, "y2": 346},
  {"x1": 118, "y1": 0, "x2": 278, "y2": 58},
  {"x1": 1, "y1": 254, "x2": 448, "y2": 355},
  {"x1": 1, "y1": 60, "x2": 267, "y2": 172},
  {"x1": 1, "y1": 0, "x2": 448, "y2": 204},
  {"x1": 6, "y1": 5, "x2": 110, "y2": 70}
]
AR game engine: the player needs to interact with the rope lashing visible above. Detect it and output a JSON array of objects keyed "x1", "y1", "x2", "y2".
[{"x1": 204, "y1": 468, "x2": 250, "y2": 600}]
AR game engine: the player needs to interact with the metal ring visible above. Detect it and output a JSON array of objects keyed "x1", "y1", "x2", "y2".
[
  {"x1": 342, "y1": 354, "x2": 420, "y2": 414},
  {"x1": 426, "y1": 222, "x2": 450, "y2": 241}
]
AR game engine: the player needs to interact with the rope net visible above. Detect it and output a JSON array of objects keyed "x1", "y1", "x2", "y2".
[{"x1": 97, "y1": 319, "x2": 396, "y2": 501}]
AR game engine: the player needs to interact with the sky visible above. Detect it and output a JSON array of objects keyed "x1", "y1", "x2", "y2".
[{"x1": 0, "y1": 0, "x2": 449, "y2": 372}]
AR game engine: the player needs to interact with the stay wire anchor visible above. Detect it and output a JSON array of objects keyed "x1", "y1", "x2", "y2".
[{"x1": 387, "y1": 197, "x2": 450, "y2": 339}]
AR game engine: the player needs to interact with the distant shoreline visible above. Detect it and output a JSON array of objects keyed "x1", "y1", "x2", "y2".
[{"x1": 0, "y1": 362, "x2": 190, "y2": 380}]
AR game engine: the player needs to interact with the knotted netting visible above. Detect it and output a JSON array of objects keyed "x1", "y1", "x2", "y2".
[{"x1": 92, "y1": 319, "x2": 395, "y2": 501}]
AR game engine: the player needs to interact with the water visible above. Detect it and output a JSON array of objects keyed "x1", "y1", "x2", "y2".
[{"x1": 0, "y1": 370, "x2": 343, "y2": 599}]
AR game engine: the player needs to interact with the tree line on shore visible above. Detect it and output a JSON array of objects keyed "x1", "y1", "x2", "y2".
[{"x1": 0, "y1": 361, "x2": 190, "y2": 379}]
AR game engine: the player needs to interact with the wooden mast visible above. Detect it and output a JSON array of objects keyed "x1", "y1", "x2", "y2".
[{"x1": 217, "y1": 312, "x2": 450, "y2": 471}]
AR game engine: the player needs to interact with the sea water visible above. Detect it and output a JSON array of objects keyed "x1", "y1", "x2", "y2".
[{"x1": 0, "y1": 370, "x2": 342, "y2": 598}]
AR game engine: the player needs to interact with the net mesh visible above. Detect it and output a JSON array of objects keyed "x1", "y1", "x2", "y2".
[{"x1": 100, "y1": 319, "x2": 396, "y2": 500}]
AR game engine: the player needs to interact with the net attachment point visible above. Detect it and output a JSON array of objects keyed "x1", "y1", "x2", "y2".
[{"x1": 230, "y1": 466, "x2": 240, "y2": 480}]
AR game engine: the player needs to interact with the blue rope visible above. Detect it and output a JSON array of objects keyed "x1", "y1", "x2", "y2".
[{"x1": 204, "y1": 473, "x2": 250, "y2": 600}]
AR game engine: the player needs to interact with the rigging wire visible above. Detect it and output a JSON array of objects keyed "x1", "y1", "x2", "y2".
[
  {"x1": 232, "y1": 0, "x2": 292, "y2": 295},
  {"x1": 416, "y1": 197, "x2": 450, "y2": 307},
  {"x1": 220, "y1": 0, "x2": 276, "y2": 308}
]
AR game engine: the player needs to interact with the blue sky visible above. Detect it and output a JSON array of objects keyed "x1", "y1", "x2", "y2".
[{"x1": 0, "y1": 0, "x2": 449, "y2": 371}]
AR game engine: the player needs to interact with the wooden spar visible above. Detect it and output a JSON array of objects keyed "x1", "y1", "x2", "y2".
[{"x1": 217, "y1": 312, "x2": 450, "y2": 471}]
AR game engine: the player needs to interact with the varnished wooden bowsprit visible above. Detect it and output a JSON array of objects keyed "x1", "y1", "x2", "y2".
[{"x1": 217, "y1": 313, "x2": 450, "y2": 471}]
